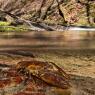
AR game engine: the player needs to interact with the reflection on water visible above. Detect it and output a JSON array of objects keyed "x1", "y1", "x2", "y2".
[{"x1": 0, "y1": 31, "x2": 95, "y2": 50}]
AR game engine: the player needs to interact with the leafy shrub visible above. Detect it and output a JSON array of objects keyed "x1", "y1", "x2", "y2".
[{"x1": 0, "y1": 21, "x2": 10, "y2": 26}]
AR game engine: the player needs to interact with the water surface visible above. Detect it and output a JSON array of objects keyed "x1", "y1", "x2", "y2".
[{"x1": 0, "y1": 30, "x2": 95, "y2": 50}]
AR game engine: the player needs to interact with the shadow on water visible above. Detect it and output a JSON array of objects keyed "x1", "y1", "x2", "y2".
[
  {"x1": 38, "y1": 74, "x2": 95, "y2": 95},
  {"x1": 49, "y1": 74, "x2": 95, "y2": 95},
  {"x1": 52, "y1": 74, "x2": 95, "y2": 95},
  {"x1": 69, "y1": 74, "x2": 95, "y2": 95}
]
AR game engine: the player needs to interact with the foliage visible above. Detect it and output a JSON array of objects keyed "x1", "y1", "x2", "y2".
[
  {"x1": 0, "y1": 21, "x2": 28, "y2": 32},
  {"x1": 0, "y1": 25, "x2": 28, "y2": 32},
  {"x1": 0, "y1": 21, "x2": 10, "y2": 26}
]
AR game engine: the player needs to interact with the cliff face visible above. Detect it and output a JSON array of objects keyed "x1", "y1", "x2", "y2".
[
  {"x1": 62, "y1": 0, "x2": 95, "y2": 26},
  {"x1": 0, "y1": 0, "x2": 95, "y2": 26},
  {"x1": 0, "y1": 0, "x2": 40, "y2": 16}
]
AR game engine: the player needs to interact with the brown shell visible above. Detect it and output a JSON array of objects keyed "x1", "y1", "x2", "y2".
[{"x1": 17, "y1": 60, "x2": 71, "y2": 89}]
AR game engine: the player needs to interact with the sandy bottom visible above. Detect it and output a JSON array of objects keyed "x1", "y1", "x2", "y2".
[{"x1": 0, "y1": 49, "x2": 95, "y2": 95}]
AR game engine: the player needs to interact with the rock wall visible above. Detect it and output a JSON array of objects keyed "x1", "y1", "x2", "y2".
[{"x1": 0, "y1": 0, "x2": 95, "y2": 26}]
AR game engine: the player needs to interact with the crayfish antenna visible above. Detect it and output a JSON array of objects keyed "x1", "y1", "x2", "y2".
[{"x1": 50, "y1": 62, "x2": 70, "y2": 80}]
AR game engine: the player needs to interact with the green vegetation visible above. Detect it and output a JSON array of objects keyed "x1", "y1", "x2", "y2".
[
  {"x1": 0, "y1": 26, "x2": 28, "y2": 32},
  {"x1": 0, "y1": 21, "x2": 28, "y2": 32},
  {"x1": 0, "y1": 21, "x2": 10, "y2": 26},
  {"x1": 0, "y1": 0, "x2": 95, "y2": 32}
]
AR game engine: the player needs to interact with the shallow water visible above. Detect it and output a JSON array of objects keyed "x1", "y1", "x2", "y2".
[
  {"x1": 0, "y1": 30, "x2": 95, "y2": 95},
  {"x1": 0, "y1": 30, "x2": 95, "y2": 50}
]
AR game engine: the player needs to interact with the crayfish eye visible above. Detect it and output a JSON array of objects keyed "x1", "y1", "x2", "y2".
[
  {"x1": 17, "y1": 68, "x2": 22, "y2": 73},
  {"x1": 17, "y1": 67, "x2": 25, "y2": 73}
]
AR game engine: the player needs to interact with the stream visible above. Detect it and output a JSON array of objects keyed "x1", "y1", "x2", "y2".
[
  {"x1": 0, "y1": 29, "x2": 95, "y2": 50},
  {"x1": 0, "y1": 29, "x2": 95, "y2": 95}
]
